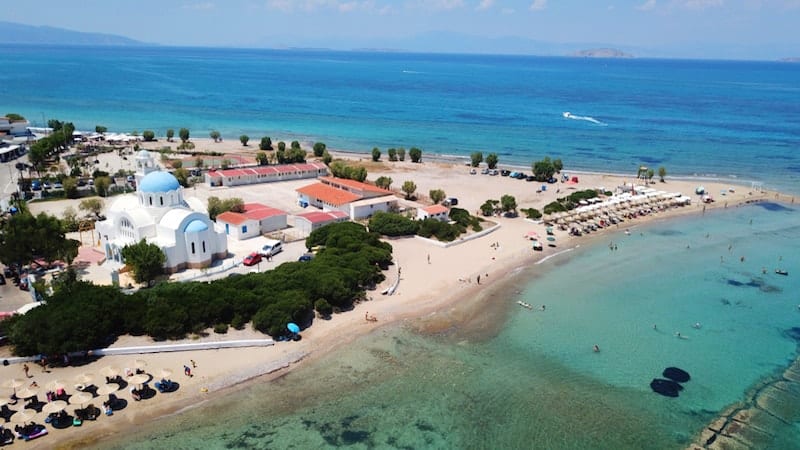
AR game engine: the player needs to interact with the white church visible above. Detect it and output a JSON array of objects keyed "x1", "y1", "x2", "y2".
[{"x1": 95, "y1": 150, "x2": 228, "y2": 273}]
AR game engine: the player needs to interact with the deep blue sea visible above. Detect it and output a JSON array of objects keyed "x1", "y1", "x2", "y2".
[
  {"x1": 4, "y1": 45, "x2": 800, "y2": 448},
  {"x1": 3, "y1": 45, "x2": 799, "y2": 193}
]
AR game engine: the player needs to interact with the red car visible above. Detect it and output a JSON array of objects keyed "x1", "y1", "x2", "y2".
[{"x1": 243, "y1": 252, "x2": 262, "y2": 266}]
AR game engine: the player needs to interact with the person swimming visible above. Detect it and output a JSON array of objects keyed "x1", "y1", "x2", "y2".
[
  {"x1": 593, "y1": 345, "x2": 600, "y2": 353},
  {"x1": 693, "y1": 322, "x2": 702, "y2": 329}
]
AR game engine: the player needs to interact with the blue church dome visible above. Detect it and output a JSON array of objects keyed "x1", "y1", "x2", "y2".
[
  {"x1": 184, "y1": 219, "x2": 209, "y2": 232},
  {"x1": 139, "y1": 171, "x2": 180, "y2": 193}
]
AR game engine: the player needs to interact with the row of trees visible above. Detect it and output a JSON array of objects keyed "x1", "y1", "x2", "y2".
[
  {"x1": 542, "y1": 189, "x2": 601, "y2": 215},
  {"x1": 371, "y1": 147, "x2": 423, "y2": 163},
  {"x1": 3, "y1": 222, "x2": 393, "y2": 355},
  {"x1": 480, "y1": 195, "x2": 518, "y2": 217}
]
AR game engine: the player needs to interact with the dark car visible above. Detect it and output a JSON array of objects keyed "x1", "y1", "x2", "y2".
[
  {"x1": 525, "y1": 175, "x2": 535, "y2": 182},
  {"x1": 500, "y1": 170, "x2": 511, "y2": 177},
  {"x1": 547, "y1": 177, "x2": 558, "y2": 183},
  {"x1": 243, "y1": 252, "x2": 262, "y2": 266},
  {"x1": 298, "y1": 254, "x2": 314, "y2": 262}
]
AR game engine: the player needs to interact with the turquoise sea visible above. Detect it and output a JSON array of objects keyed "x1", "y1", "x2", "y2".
[
  {"x1": 2, "y1": 45, "x2": 800, "y2": 194},
  {"x1": 4, "y1": 45, "x2": 799, "y2": 448},
  {"x1": 90, "y1": 203, "x2": 800, "y2": 450}
]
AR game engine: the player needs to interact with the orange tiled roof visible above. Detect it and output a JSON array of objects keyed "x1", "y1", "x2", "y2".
[
  {"x1": 297, "y1": 183, "x2": 362, "y2": 206},
  {"x1": 423, "y1": 204, "x2": 449, "y2": 215},
  {"x1": 216, "y1": 211, "x2": 249, "y2": 225},
  {"x1": 319, "y1": 176, "x2": 392, "y2": 195}
]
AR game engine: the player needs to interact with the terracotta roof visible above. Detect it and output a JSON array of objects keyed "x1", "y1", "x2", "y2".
[
  {"x1": 244, "y1": 206, "x2": 286, "y2": 220},
  {"x1": 216, "y1": 211, "x2": 250, "y2": 225},
  {"x1": 207, "y1": 163, "x2": 327, "y2": 178},
  {"x1": 423, "y1": 204, "x2": 449, "y2": 215},
  {"x1": 297, "y1": 183, "x2": 361, "y2": 206},
  {"x1": 296, "y1": 210, "x2": 349, "y2": 224},
  {"x1": 319, "y1": 176, "x2": 392, "y2": 195}
]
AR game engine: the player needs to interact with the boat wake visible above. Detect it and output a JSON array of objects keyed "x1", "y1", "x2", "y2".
[{"x1": 563, "y1": 111, "x2": 607, "y2": 126}]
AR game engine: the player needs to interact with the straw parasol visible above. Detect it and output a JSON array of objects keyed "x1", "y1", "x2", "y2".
[
  {"x1": 11, "y1": 409, "x2": 36, "y2": 424},
  {"x1": 128, "y1": 374, "x2": 149, "y2": 387},
  {"x1": 0, "y1": 398, "x2": 9, "y2": 407},
  {"x1": 69, "y1": 392, "x2": 93, "y2": 407},
  {"x1": 133, "y1": 359, "x2": 148, "y2": 370},
  {"x1": 74, "y1": 373, "x2": 94, "y2": 385},
  {"x1": 100, "y1": 366, "x2": 120, "y2": 378},
  {"x1": 96, "y1": 383, "x2": 119, "y2": 396},
  {"x1": 42, "y1": 400, "x2": 68, "y2": 415},
  {"x1": 2, "y1": 378, "x2": 24, "y2": 389},
  {"x1": 47, "y1": 379, "x2": 67, "y2": 391},
  {"x1": 15, "y1": 387, "x2": 38, "y2": 399},
  {"x1": 158, "y1": 369, "x2": 173, "y2": 379}
]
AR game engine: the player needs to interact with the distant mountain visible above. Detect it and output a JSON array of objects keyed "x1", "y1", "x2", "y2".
[
  {"x1": 572, "y1": 48, "x2": 634, "y2": 58},
  {"x1": 779, "y1": 57, "x2": 800, "y2": 62},
  {"x1": 0, "y1": 21, "x2": 145, "y2": 46}
]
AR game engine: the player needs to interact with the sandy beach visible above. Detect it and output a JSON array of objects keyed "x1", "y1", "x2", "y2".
[{"x1": 1, "y1": 136, "x2": 782, "y2": 449}]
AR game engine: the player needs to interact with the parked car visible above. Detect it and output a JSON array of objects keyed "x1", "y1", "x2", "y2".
[
  {"x1": 481, "y1": 168, "x2": 490, "y2": 175},
  {"x1": 489, "y1": 169, "x2": 499, "y2": 176},
  {"x1": 500, "y1": 170, "x2": 511, "y2": 177},
  {"x1": 525, "y1": 175, "x2": 536, "y2": 182},
  {"x1": 31, "y1": 181, "x2": 42, "y2": 191},
  {"x1": 298, "y1": 254, "x2": 314, "y2": 262},
  {"x1": 547, "y1": 177, "x2": 558, "y2": 183},
  {"x1": 53, "y1": 182, "x2": 63, "y2": 189},
  {"x1": 243, "y1": 252, "x2": 262, "y2": 266},
  {"x1": 469, "y1": 168, "x2": 477, "y2": 175},
  {"x1": 261, "y1": 239, "x2": 283, "y2": 257}
]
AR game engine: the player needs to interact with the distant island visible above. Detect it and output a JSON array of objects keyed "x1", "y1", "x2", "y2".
[
  {"x1": 571, "y1": 48, "x2": 634, "y2": 58},
  {"x1": 778, "y1": 57, "x2": 800, "y2": 62},
  {"x1": 0, "y1": 21, "x2": 145, "y2": 46}
]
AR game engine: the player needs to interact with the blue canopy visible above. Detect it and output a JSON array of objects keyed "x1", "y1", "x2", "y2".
[{"x1": 287, "y1": 323, "x2": 300, "y2": 334}]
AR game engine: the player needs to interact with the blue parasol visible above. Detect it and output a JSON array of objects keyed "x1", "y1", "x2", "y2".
[{"x1": 287, "y1": 323, "x2": 300, "y2": 334}]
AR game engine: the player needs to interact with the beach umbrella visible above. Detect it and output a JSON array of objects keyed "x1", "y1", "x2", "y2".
[
  {"x1": 547, "y1": 236, "x2": 556, "y2": 242},
  {"x1": 47, "y1": 379, "x2": 67, "y2": 391},
  {"x1": 100, "y1": 366, "x2": 120, "y2": 378},
  {"x1": 128, "y1": 374, "x2": 149, "y2": 387},
  {"x1": 133, "y1": 359, "x2": 148, "y2": 370},
  {"x1": 42, "y1": 400, "x2": 68, "y2": 415},
  {"x1": 524, "y1": 231, "x2": 540, "y2": 240},
  {"x1": 2, "y1": 378, "x2": 24, "y2": 389},
  {"x1": 158, "y1": 369, "x2": 173, "y2": 379},
  {"x1": 11, "y1": 409, "x2": 36, "y2": 424},
  {"x1": 74, "y1": 373, "x2": 94, "y2": 385},
  {"x1": 287, "y1": 323, "x2": 300, "y2": 334},
  {"x1": 96, "y1": 383, "x2": 119, "y2": 396},
  {"x1": 69, "y1": 392, "x2": 93, "y2": 407},
  {"x1": 15, "y1": 387, "x2": 38, "y2": 399},
  {"x1": 0, "y1": 398, "x2": 9, "y2": 407}
]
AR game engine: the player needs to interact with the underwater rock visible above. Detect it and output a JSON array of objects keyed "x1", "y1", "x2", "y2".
[
  {"x1": 650, "y1": 378, "x2": 683, "y2": 397},
  {"x1": 663, "y1": 366, "x2": 691, "y2": 383}
]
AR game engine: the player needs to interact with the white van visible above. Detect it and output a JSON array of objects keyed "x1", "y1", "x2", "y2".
[{"x1": 261, "y1": 239, "x2": 283, "y2": 257}]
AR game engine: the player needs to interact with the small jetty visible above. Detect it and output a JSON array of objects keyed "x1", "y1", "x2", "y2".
[{"x1": 517, "y1": 301, "x2": 533, "y2": 310}]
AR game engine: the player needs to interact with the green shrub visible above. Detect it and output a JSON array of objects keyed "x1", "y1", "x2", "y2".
[
  {"x1": 230, "y1": 314, "x2": 247, "y2": 330},
  {"x1": 368, "y1": 211, "x2": 419, "y2": 236},
  {"x1": 522, "y1": 208, "x2": 542, "y2": 219},
  {"x1": 314, "y1": 298, "x2": 333, "y2": 317},
  {"x1": 213, "y1": 323, "x2": 229, "y2": 334}
]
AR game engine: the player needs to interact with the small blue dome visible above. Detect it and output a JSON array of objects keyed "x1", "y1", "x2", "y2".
[
  {"x1": 139, "y1": 171, "x2": 180, "y2": 193},
  {"x1": 184, "y1": 219, "x2": 208, "y2": 232}
]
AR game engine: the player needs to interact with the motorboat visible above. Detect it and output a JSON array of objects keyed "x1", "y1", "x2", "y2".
[{"x1": 775, "y1": 269, "x2": 789, "y2": 276}]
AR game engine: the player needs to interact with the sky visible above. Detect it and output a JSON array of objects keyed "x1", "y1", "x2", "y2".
[{"x1": 5, "y1": 0, "x2": 800, "y2": 59}]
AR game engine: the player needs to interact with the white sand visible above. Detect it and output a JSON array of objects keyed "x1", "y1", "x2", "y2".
[{"x1": 3, "y1": 137, "x2": 781, "y2": 448}]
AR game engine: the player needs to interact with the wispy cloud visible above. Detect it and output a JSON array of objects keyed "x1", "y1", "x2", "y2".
[
  {"x1": 265, "y1": 0, "x2": 390, "y2": 13},
  {"x1": 182, "y1": 1, "x2": 214, "y2": 10},
  {"x1": 636, "y1": 0, "x2": 657, "y2": 11},
  {"x1": 529, "y1": 0, "x2": 547, "y2": 11},
  {"x1": 675, "y1": 0, "x2": 724, "y2": 10},
  {"x1": 476, "y1": 0, "x2": 495, "y2": 11}
]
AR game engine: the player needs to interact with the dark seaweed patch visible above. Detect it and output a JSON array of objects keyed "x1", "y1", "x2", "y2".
[
  {"x1": 340, "y1": 430, "x2": 370, "y2": 445},
  {"x1": 754, "y1": 202, "x2": 793, "y2": 212},
  {"x1": 727, "y1": 279, "x2": 745, "y2": 287},
  {"x1": 651, "y1": 228, "x2": 683, "y2": 236},
  {"x1": 415, "y1": 420, "x2": 436, "y2": 432}
]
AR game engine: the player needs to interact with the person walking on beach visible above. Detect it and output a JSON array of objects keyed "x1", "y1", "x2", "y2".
[
  {"x1": 427, "y1": 254, "x2": 430, "y2": 264},
  {"x1": 184, "y1": 365, "x2": 192, "y2": 377},
  {"x1": 23, "y1": 363, "x2": 30, "y2": 378},
  {"x1": 477, "y1": 274, "x2": 481, "y2": 285},
  {"x1": 191, "y1": 359, "x2": 197, "y2": 369}
]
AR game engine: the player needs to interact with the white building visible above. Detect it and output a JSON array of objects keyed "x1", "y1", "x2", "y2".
[
  {"x1": 296, "y1": 177, "x2": 397, "y2": 220},
  {"x1": 294, "y1": 210, "x2": 349, "y2": 237},
  {"x1": 205, "y1": 163, "x2": 328, "y2": 187},
  {"x1": 417, "y1": 204, "x2": 449, "y2": 221},
  {"x1": 215, "y1": 203, "x2": 288, "y2": 241},
  {"x1": 95, "y1": 150, "x2": 228, "y2": 273}
]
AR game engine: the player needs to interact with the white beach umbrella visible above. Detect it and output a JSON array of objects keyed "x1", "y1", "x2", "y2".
[{"x1": 42, "y1": 400, "x2": 68, "y2": 415}]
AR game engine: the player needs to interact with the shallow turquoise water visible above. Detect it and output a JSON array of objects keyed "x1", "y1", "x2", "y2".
[{"x1": 93, "y1": 203, "x2": 800, "y2": 449}]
